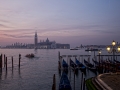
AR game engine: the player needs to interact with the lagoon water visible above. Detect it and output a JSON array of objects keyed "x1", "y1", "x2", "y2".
[{"x1": 0, "y1": 49, "x2": 119, "y2": 90}]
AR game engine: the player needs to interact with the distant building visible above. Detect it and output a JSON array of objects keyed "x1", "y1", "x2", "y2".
[
  {"x1": 34, "y1": 32, "x2": 70, "y2": 49},
  {"x1": 34, "y1": 31, "x2": 38, "y2": 48},
  {"x1": 56, "y1": 43, "x2": 70, "y2": 49},
  {"x1": 4, "y1": 32, "x2": 70, "y2": 49}
]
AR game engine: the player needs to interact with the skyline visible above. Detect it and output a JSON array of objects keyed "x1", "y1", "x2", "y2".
[{"x1": 0, "y1": 0, "x2": 120, "y2": 47}]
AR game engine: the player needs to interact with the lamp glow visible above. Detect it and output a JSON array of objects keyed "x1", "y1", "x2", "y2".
[
  {"x1": 99, "y1": 51, "x2": 101, "y2": 54},
  {"x1": 118, "y1": 46, "x2": 120, "y2": 52},
  {"x1": 112, "y1": 40, "x2": 116, "y2": 46},
  {"x1": 107, "y1": 41, "x2": 120, "y2": 62},
  {"x1": 107, "y1": 46, "x2": 110, "y2": 51}
]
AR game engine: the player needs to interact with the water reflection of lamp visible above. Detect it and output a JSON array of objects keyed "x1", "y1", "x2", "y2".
[{"x1": 106, "y1": 40, "x2": 120, "y2": 62}]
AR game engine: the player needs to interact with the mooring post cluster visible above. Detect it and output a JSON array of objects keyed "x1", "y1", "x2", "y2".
[{"x1": 0, "y1": 53, "x2": 21, "y2": 72}]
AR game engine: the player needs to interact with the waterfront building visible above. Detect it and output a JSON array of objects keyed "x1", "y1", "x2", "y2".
[
  {"x1": 4, "y1": 32, "x2": 70, "y2": 49},
  {"x1": 34, "y1": 32, "x2": 70, "y2": 49},
  {"x1": 34, "y1": 31, "x2": 38, "y2": 48}
]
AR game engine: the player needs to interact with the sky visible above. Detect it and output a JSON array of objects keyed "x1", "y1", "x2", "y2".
[{"x1": 0, "y1": 0, "x2": 120, "y2": 47}]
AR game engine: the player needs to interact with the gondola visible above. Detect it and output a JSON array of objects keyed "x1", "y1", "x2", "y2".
[
  {"x1": 114, "y1": 60, "x2": 120, "y2": 63},
  {"x1": 62, "y1": 59, "x2": 68, "y2": 71},
  {"x1": 92, "y1": 59, "x2": 99, "y2": 66},
  {"x1": 70, "y1": 59, "x2": 78, "y2": 72},
  {"x1": 84, "y1": 59, "x2": 96, "y2": 71},
  {"x1": 100, "y1": 59, "x2": 106, "y2": 64},
  {"x1": 59, "y1": 72, "x2": 72, "y2": 90},
  {"x1": 25, "y1": 53, "x2": 34, "y2": 58},
  {"x1": 85, "y1": 48, "x2": 99, "y2": 51},
  {"x1": 108, "y1": 59, "x2": 116, "y2": 65},
  {"x1": 62, "y1": 59, "x2": 68, "y2": 68},
  {"x1": 75, "y1": 58, "x2": 86, "y2": 71}
]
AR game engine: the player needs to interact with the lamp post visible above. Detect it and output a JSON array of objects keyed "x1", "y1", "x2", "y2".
[
  {"x1": 106, "y1": 40, "x2": 120, "y2": 62},
  {"x1": 98, "y1": 50, "x2": 102, "y2": 72},
  {"x1": 98, "y1": 50, "x2": 101, "y2": 67}
]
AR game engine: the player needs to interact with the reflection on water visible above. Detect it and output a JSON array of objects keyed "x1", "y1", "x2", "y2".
[{"x1": 0, "y1": 49, "x2": 119, "y2": 90}]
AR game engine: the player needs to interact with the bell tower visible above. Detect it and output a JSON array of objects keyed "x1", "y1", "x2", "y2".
[{"x1": 34, "y1": 31, "x2": 38, "y2": 47}]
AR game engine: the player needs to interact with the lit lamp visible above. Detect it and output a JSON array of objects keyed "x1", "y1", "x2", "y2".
[
  {"x1": 112, "y1": 40, "x2": 116, "y2": 46},
  {"x1": 106, "y1": 40, "x2": 120, "y2": 62},
  {"x1": 107, "y1": 46, "x2": 110, "y2": 52},
  {"x1": 118, "y1": 46, "x2": 120, "y2": 52}
]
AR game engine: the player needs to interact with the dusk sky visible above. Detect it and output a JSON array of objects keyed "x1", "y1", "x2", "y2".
[{"x1": 0, "y1": 0, "x2": 120, "y2": 47}]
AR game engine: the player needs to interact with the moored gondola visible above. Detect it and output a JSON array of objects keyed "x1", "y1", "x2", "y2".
[
  {"x1": 70, "y1": 59, "x2": 78, "y2": 72},
  {"x1": 62, "y1": 59, "x2": 68, "y2": 72},
  {"x1": 75, "y1": 58, "x2": 86, "y2": 71},
  {"x1": 62, "y1": 59, "x2": 68, "y2": 68},
  {"x1": 84, "y1": 59, "x2": 96, "y2": 71},
  {"x1": 114, "y1": 60, "x2": 120, "y2": 63},
  {"x1": 92, "y1": 59, "x2": 100, "y2": 67},
  {"x1": 59, "y1": 72, "x2": 72, "y2": 90}
]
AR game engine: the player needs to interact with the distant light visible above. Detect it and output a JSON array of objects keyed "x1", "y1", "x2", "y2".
[
  {"x1": 89, "y1": 51, "x2": 91, "y2": 53},
  {"x1": 98, "y1": 51, "x2": 101, "y2": 54}
]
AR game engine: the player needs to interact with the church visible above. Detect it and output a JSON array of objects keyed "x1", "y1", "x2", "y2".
[{"x1": 34, "y1": 32, "x2": 70, "y2": 49}]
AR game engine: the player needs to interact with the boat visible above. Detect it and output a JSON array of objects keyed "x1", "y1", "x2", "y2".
[
  {"x1": 92, "y1": 59, "x2": 99, "y2": 66},
  {"x1": 70, "y1": 59, "x2": 78, "y2": 72},
  {"x1": 25, "y1": 53, "x2": 35, "y2": 58},
  {"x1": 62, "y1": 59, "x2": 68, "y2": 68},
  {"x1": 84, "y1": 59, "x2": 96, "y2": 71},
  {"x1": 62, "y1": 59, "x2": 68, "y2": 71},
  {"x1": 70, "y1": 48, "x2": 78, "y2": 50},
  {"x1": 108, "y1": 59, "x2": 115, "y2": 64},
  {"x1": 114, "y1": 60, "x2": 120, "y2": 63},
  {"x1": 75, "y1": 58, "x2": 86, "y2": 71},
  {"x1": 100, "y1": 59, "x2": 106, "y2": 64},
  {"x1": 85, "y1": 48, "x2": 100, "y2": 51},
  {"x1": 59, "y1": 72, "x2": 72, "y2": 90}
]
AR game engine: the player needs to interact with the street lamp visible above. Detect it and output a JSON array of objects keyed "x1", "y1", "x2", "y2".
[
  {"x1": 98, "y1": 50, "x2": 101, "y2": 54},
  {"x1": 106, "y1": 40, "x2": 120, "y2": 61},
  {"x1": 98, "y1": 50, "x2": 101, "y2": 67}
]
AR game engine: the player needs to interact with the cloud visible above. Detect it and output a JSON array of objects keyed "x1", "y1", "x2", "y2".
[
  {"x1": 0, "y1": 23, "x2": 119, "y2": 39},
  {"x1": 0, "y1": 19, "x2": 9, "y2": 23},
  {"x1": 1, "y1": 34, "x2": 33, "y2": 39},
  {"x1": 0, "y1": 29, "x2": 35, "y2": 39},
  {"x1": 0, "y1": 29, "x2": 34, "y2": 33},
  {"x1": 0, "y1": 24, "x2": 8, "y2": 28},
  {"x1": 0, "y1": 23, "x2": 13, "y2": 28}
]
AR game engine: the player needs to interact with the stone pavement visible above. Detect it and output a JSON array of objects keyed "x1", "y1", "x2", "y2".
[{"x1": 94, "y1": 72, "x2": 120, "y2": 90}]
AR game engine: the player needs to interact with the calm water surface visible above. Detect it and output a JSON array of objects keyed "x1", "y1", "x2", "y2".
[{"x1": 0, "y1": 49, "x2": 119, "y2": 90}]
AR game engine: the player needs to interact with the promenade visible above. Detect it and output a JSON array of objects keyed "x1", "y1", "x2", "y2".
[{"x1": 93, "y1": 72, "x2": 120, "y2": 90}]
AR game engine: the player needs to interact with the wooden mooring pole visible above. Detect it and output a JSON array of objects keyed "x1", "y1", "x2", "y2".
[
  {"x1": 52, "y1": 74, "x2": 56, "y2": 90},
  {"x1": 19, "y1": 54, "x2": 21, "y2": 68},
  {"x1": 12, "y1": 56, "x2": 13, "y2": 69},
  {"x1": 1, "y1": 54, "x2": 3, "y2": 68},
  {"x1": 0, "y1": 54, "x2": 2, "y2": 71},
  {"x1": 81, "y1": 72, "x2": 83, "y2": 90},
  {"x1": 74, "y1": 69, "x2": 75, "y2": 90},
  {"x1": 4, "y1": 54, "x2": 5, "y2": 67},
  {"x1": 6, "y1": 57, "x2": 7, "y2": 71},
  {"x1": 83, "y1": 78, "x2": 85, "y2": 90}
]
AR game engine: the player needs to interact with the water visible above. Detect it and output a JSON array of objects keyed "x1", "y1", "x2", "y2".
[{"x1": 0, "y1": 49, "x2": 119, "y2": 90}]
